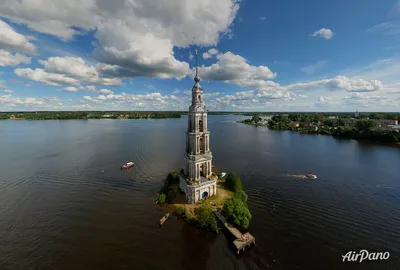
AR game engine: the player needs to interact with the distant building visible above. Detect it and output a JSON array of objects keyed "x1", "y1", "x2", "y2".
[
  {"x1": 355, "y1": 109, "x2": 360, "y2": 118},
  {"x1": 372, "y1": 119, "x2": 398, "y2": 126}
]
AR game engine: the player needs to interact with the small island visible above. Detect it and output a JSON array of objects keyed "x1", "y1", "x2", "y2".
[
  {"x1": 240, "y1": 112, "x2": 400, "y2": 144},
  {"x1": 157, "y1": 170, "x2": 251, "y2": 234}
]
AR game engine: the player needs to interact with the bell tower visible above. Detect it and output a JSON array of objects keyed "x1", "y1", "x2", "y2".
[{"x1": 184, "y1": 49, "x2": 213, "y2": 182}]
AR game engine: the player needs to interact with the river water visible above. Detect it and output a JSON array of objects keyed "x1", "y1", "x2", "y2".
[{"x1": 0, "y1": 115, "x2": 399, "y2": 270}]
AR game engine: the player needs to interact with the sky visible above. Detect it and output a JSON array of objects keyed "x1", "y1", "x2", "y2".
[{"x1": 0, "y1": 0, "x2": 400, "y2": 112}]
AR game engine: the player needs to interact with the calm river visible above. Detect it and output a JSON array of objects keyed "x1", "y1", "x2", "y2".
[{"x1": 0, "y1": 115, "x2": 399, "y2": 270}]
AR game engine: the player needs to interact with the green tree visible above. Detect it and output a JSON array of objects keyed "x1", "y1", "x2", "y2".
[
  {"x1": 225, "y1": 172, "x2": 242, "y2": 192},
  {"x1": 223, "y1": 197, "x2": 252, "y2": 228},
  {"x1": 251, "y1": 115, "x2": 262, "y2": 123},
  {"x1": 196, "y1": 204, "x2": 220, "y2": 233},
  {"x1": 355, "y1": 120, "x2": 377, "y2": 132},
  {"x1": 234, "y1": 189, "x2": 248, "y2": 205},
  {"x1": 158, "y1": 193, "x2": 166, "y2": 204}
]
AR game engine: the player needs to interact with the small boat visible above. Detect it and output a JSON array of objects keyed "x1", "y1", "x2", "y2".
[
  {"x1": 121, "y1": 161, "x2": 134, "y2": 169},
  {"x1": 159, "y1": 213, "x2": 170, "y2": 226},
  {"x1": 306, "y1": 174, "x2": 317, "y2": 179}
]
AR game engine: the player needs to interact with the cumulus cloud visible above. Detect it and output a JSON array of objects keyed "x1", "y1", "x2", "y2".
[
  {"x1": 0, "y1": 94, "x2": 45, "y2": 105},
  {"x1": 63, "y1": 86, "x2": 79, "y2": 92},
  {"x1": 98, "y1": 89, "x2": 114, "y2": 95},
  {"x1": 203, "y1": 48, "x2": 219, "y2": 59},
  {"x1": 204, "y1": 92, "x2": 222, "y2": 97},
  {"x1": 15, "y1": 68, "x2": 80, "y2": 86},
  {"x1": 0, "y1": 0, "x2": 240, "y2": 80},
  {"x1": 0, "y1": 19, "x2": 36, "y2": 53},
  {"x1": 282, "y1": 76, "x2": 383, "y2": 92},
  {"x1": 0, "y1": 50, "x2": 31, "y2": 66},
  {"x1": 311, "y1": 28, "x2": 334, "y2": 40},
  {"x1": 81, "y1": 92, "x2": 184, "y2": 110},
  {"x1": 259, "y1": 17, "x2": 266, "y2": 21},
  {"x1": 317, "y1": 96, "x2": 332, "y2": 104},
  {"x1": 15, "y1": 56, "x2": 122, "y2": 86},
  {"x1": 207, "y1": 75, "x2": 387, "y2": 110},
  {"x1": 198, "y1": 51, "x2": 276, "y2": 88},
  {"x1": 3, "y1": 89, "x2": 14, "y2": 93}
]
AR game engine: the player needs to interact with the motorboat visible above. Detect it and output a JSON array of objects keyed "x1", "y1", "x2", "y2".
[
  {"x1": 159, "y1": 213, "x2": 170, "y2": 226},
  {"x1": 306, "y1": 173, "x2": 317, "y2": 179},
  {"x1": 121, "y1": 161, "x2": 134, "y2": 169}
]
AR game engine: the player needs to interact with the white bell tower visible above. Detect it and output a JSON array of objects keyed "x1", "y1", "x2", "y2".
[{"x1": 184, "y1": 49, "x2": 213, "y2": 181}]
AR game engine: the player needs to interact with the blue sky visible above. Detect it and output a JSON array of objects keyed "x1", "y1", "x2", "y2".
[{"x1": 0, "y1": 0, "x2": 400, "y2": 111}]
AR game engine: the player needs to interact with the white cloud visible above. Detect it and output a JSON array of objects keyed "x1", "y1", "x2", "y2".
[
  {"x1": 63, "y1": 86, "x2": 79, "y2": 92},
  {"x1": 15, "y1": 68, "x2": 80, "y2": 86},
  {"x1": 367, "y1": 22, "x2": 400, "y2": 35},
  {"x1": 0, "y1": 0, "x2": 240, "y2": 80},
  {"x1": 84, "y1": 85, "x2": 97, "y2": 92},
  {"x1": 259, "y1": 17, "x2": 266, "y2": 21},
  {"x1": 198, "y1": 51, "x2": 276, "y2": 88},
  {"x1": 3, "y1": 89, "x2": 14, "y2": 93},
  {"x1": 203, "y1": 48, "x2": 219, "y2": 59},
  {"x1": 0, "y1": 94, "x2": 45, "y2": 105},
  {"x1": 98, "y1": 89, "x2": 114, "y2": 95},
  {"x1": 311, "y1": 28, "x2": 334, "y2": 40},
  {"x1": 204, "y1": 92, "x2": 222, "y2": 97},
  {"x1": 172, "y1": 89, "x2": 181, "y2": 94},
  {"x1": 317, "y1": 96, "x2": 332, "y2": 104},
  {"x1": 189, "y1": 52, "x2": 194, "y2": 61},
  {"x1": 39, "y1": 57, "x2": 121, "y2": 85},
  {"x1": 0, "y1": 50, "x2": 31, "y2": 66},
  {"x1": 0, "y1": 19, "x2": 36, "y2": 53},
  {"x1": 15, "y1": 56, "x2": 122, "y2": 86},
  {"x1": 301, "y1": 60, "x2": 327, "y2": 75}
]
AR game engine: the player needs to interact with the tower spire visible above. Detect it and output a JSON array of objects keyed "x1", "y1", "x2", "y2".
[{"x1": 194, "y1": 49, "x2": 200, "y2": 83}]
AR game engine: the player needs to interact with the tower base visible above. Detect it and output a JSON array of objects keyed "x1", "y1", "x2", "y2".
[{"x1": 179, "y1": 175, "x2": 217, "y2": 204}]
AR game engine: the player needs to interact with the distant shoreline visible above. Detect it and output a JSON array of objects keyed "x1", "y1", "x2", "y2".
[{"x1": 238, "y1": 120, "x2": 400, "y2": 146}]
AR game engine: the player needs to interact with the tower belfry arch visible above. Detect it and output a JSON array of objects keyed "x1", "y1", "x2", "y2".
[{"x1": 179, "y1": 49, "x2": 217, "y2": 204}]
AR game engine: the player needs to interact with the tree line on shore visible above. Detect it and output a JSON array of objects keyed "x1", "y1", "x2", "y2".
[
  {"x1": 0, "y1": 111, "x2": 182, "y2": 120},
  {"x1": 241, "y1": 113, "x2": 400, "y2": 143}
]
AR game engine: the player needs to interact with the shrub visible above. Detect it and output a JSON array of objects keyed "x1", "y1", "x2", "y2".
[
  {"x1": 158, "y1": 193, "x2": 166, "y2": 204},
  {"x1": 176, "y1": 206, "x2": 186, "y2": 215}
]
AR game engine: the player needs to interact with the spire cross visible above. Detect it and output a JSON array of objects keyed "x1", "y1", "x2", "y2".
[
  {"x1": 195, "y1": 49, "x2": 199, "y2": 77},
  {"x1": 194, "y1": 49, "x2": 200, "y2": 83}
]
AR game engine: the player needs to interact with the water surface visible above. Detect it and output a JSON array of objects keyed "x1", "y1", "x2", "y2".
[{"x1": 0, "y1": 116, "x2": 399, "y2": 269}]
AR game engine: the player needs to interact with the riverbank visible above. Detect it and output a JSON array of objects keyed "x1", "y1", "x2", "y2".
[
  {"x1": 0, "y1": 111, "x2": 183, "y2": 120},
  {"x1": 239, "y1": 114, "x2": 400, "y2": 144},
  {"x1": 157, "y1": 170, "x2": 251, "y2": 233}
]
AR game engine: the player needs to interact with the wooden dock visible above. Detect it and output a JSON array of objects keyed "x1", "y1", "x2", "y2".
[{"x1": 213, "y1": 210, "x2": 256, "y2": 254}]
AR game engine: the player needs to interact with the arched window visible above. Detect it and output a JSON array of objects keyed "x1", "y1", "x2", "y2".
[
  {"x1": 199, "y1": 119, "x2": 203, "y2": 132},
  {"x1": 199, "y1": 137, "x2": 203, "y2": 153},
  {"x1": 198, "y1": 95, "x2": 201, "y2": 102}
]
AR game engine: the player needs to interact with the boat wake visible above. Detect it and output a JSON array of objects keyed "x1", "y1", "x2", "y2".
[
  {"x1": 286, "y1": 174, "x2": 317, "y2": 179},
  {"x1": 286, "y1": 174, "x2": 307, "y2": 179}
]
